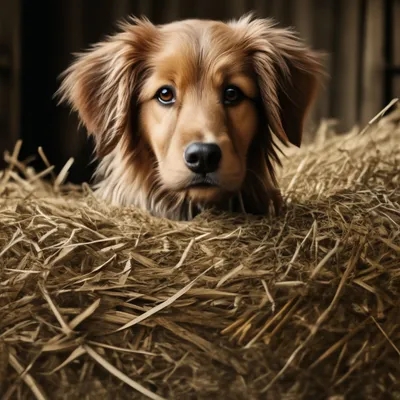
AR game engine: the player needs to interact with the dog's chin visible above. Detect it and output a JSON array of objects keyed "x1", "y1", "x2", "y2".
[
  {"x1": 186, "y1": 185, "x2": 226, "y2": 202},
  {"x1": 161, "y1": 172, "x2": 242, "y2": 203}
]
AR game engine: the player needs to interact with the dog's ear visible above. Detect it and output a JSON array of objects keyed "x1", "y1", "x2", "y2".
[
  {"x1": 57, "y1": 18, "x2": 157, "y2": 156},
  {"x1": 233, "y1": 15, "x2": 323, "y2": 147}
]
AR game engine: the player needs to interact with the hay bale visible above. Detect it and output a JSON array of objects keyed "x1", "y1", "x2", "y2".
[{"x1": 1, "y1": 107, "x2": 399, "y2": 400}]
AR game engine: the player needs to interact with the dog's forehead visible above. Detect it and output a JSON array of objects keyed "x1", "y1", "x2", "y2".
[
  {"x1": 158, "y1": 20, "x2": 230, "y2": 57},
  {"x1": 158, "y1": 18, "x2": 230, "y2": 39},
  {"x1": 150, "y1": 20, "x2": 251, "y2": 83}
]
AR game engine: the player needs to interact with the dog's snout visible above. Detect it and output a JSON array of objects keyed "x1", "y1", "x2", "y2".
[{"x1": 184, "y1": 143, "x2": 222, "y2": 174}]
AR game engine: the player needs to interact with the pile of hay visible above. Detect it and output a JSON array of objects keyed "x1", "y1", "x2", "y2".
[{"x1": 1, "y1": 106, "x2": 399, "y2": 400}]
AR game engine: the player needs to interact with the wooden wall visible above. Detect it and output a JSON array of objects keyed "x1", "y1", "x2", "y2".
[
  {"x1": 392, "y1": 0, "x2": 400, "y2": 102},
  {"x1": 0, "y1": 0, "x2": 399, "y2": 181},
  {"x1": 0, "y1": 0, "x2": 20, "y2": 167}
]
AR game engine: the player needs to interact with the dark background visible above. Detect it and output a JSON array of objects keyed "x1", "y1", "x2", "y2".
[{"x1": 1, "y1": 0, "x2": 399, "y2": 183}]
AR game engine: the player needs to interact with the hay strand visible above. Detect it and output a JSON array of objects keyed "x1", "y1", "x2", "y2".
[{"x1": 84, "y1": 345, "x2": 166, "y2": 400}]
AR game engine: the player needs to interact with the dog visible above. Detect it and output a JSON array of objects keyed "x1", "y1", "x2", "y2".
[{"x1": 58, "y1": 14, "x2": 322, "y2": 220}]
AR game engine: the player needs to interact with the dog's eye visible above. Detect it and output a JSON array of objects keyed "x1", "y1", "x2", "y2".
[
  {"x1": 223, "y1": 85, "x2": 244, "y2": 105},
  {"x1": 156, "y1": 86, "x2": 176, "y2": 105}
]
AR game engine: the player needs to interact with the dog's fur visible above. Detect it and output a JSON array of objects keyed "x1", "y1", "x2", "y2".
[{"x1": 59, "y1": 14, "x2": 322, "y2": 220}]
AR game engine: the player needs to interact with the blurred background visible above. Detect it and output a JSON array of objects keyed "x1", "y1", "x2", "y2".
[{"x1": 0, "y1": 0, "x2": 399, "y2": 182}]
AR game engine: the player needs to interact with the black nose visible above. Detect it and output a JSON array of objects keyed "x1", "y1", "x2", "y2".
[{"x1": 184, "y1": 142, "x2": 222, "y2": 174}]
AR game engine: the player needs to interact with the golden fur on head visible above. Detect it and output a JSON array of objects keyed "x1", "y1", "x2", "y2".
[{"x1": 58, "y1": 14, "x2": 323, "y2": 220}]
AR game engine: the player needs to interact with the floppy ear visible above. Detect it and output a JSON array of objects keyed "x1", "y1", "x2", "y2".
[
  {"x1": 272, "y1": 50, "x2": 321, "y2": 147},
  {"x1": 57, "y1": 17, "x2": 157, "y2": 156},
  {"x1": 234, "y1": 16, "x2": 323, "y2": 147}
]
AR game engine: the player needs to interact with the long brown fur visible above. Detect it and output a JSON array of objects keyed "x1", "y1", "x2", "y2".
[{"x1": 58, "y1": 14, "x2": 323, "y2": 220}]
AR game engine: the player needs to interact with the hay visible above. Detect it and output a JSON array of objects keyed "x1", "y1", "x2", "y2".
[{"x1": 1, "y1": 104, "x2": 400, "y2": 400}]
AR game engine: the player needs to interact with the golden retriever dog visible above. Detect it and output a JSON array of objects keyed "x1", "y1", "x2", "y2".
[{"x1": 59, "y1": 14, "x2": 322, "y2": 220}]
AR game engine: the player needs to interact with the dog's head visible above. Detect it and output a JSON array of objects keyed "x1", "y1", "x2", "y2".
[{"x1": 59, "y1": 15, "x2": 322, "y2": 218}]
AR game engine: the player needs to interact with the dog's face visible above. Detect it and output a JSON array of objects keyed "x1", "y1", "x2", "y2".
[
  {"x1": 140, "y1": 20, "x2": 261, "y2": 203},
  {"x1": 59, "y1": 15, "x2": 322, "y2": 218}
]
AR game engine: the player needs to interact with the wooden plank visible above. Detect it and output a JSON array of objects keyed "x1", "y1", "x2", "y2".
[
  {"x1": 392, "y1": 0, "x2": 400, "y2": 101},
  {"x1": 292, "y1": 0, "x2": 313, "y2": 42},
  {"x1": 270, "y1": 0, "x2": 293, "y2": 26},
  {"x1": 330, "y1": 0, "x2": 362, "y2": 131},
  {"x1": 50, "y1": 0, "x2": 84, "y2": 160},
  {"x1": 229, "y1": 0, "x2": 251, "y2": 19},
  {"x1": 136, "y1": 0, "x2": 154, "y2": 19},
  {"x1": 0, "y1": 0, "x2": 20, "y2": 155},
  {"x1": 51, "y1": 1, "x2": 91, "y2": 183},
  {"x1": 291, "y1": 0, "x2": 317, "y2": 139},
  {"x1": 0, "y1": 51, "x2": 11, "y2": 70},
  {"x1": 360, "y1": 0, "x2": 385, "y2": 123},
  {"x1": 162, "y1": 0, "x2": 181, "y2": 22},
  {"x1": 112, "y1": 0, "x2": 132, "y2": 21},
  {"x1": 81, "y1": 0, "x2": 115, "y2": 44},
  {"x1": 144, "y1": 0, "x2": 168, "y2": 23},
  {"x1": 194, "y1": 0, "x2": 229, "y2": 20},
  {"x1": 253, "y1": 0, "x2": 273, "y2": 17},
  {"x1": 311, "y1": 0, "x2": 335, "y2": 125}
]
